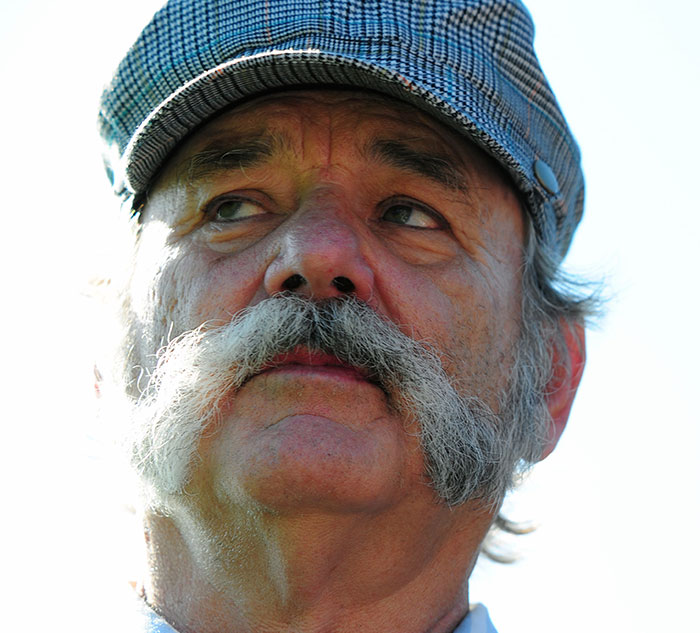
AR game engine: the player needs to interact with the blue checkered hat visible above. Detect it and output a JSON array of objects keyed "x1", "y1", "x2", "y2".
[{"x1": 99, "y1": 0, "x2": 583, "y2": 260}]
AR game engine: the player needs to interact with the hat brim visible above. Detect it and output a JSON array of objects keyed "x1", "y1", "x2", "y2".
[{"x1": 123, "y1": 49, "x2": 532, "y2": 198}]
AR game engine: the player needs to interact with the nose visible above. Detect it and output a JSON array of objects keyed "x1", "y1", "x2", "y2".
[{"x1": 264, "y1": 212, "x2": 375, "y2": 302}]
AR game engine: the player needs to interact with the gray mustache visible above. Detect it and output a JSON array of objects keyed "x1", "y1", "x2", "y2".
[
  {"x1": 200, "y1": 293, "x2": 440, "y2": 400},
  {"x1": 134, "y1": 291, "x2": 526, "y2": 508}
]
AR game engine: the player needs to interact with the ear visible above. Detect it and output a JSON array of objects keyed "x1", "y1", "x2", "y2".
[{"x1": 540, "y1": 322, "x2": 586, "y2": 460}]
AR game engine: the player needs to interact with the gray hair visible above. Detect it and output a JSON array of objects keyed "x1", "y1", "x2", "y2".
[{"x1": 480, "y1": 224, "x2": 601, "y2": 559}]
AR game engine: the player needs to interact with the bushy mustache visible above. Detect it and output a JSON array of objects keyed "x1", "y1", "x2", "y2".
[
  {"x1": 129, "y1": 293, "x2": 531, "y2": 509},
  {"x1": 200, "y1": 294, "x2": 431, "y2": 398},
  {"x1": 133, "y1": 293, "x2": 447, "y2": 443}
]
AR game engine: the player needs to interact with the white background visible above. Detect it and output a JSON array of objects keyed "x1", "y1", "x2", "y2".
[{"x1": 1, "y1": 1, "x2": 698, "y2": 631}]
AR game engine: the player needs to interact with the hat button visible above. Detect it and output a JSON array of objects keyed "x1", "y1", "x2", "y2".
[{"x1": 534, "y1": 159, "x2": 560, "y2": 195}]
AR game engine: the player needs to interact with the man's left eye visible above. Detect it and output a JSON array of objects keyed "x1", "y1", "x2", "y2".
[{"x1": 380, "y1": 200, "x2": 445, "y2": 229}]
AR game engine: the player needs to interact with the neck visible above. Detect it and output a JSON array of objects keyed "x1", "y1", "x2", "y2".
[{"x1": 139, "y1": 498, "x2": 491, "y2": 633}]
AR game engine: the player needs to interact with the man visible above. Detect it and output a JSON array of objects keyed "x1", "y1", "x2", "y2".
[{"x1": 98, "y1": 1, "x2": 593, "y2": 631}]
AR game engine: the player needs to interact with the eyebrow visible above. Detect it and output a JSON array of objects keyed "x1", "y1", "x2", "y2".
[
  {"x1": 179, "y1": 133, "x2": 469, "y2": 194},
  {"x1": 366, "y1": 139, "x2": 469, "y2": 194},
  {"x1": 180, "y1": 133, "x2": 289, "y2": 184}
]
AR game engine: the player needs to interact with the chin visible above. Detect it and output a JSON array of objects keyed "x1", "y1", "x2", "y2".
[{"x1": 207, "y1": 411, "x2": 412, "y2": 515}]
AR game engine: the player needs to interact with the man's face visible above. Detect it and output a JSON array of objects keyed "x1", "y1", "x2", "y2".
[{"x1": 126, "y1": 90, "x2": 525, "y2": 519}]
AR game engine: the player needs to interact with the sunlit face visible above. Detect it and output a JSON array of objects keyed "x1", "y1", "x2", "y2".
[{"x1": 127, "y1": 90, "x2": 525, "y2": 518}]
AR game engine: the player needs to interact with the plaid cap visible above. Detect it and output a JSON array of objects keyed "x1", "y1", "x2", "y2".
[{"x1": 99, "y1": 0, "x2": 584, "y2": 260}]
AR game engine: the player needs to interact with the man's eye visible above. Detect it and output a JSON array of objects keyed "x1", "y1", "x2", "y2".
[
  {"x1": 210, "y1": 197, "x2": 266, "y2": 222},
  {"x1": 380, "y1": 201, "x2": 445, "y2": 229}
]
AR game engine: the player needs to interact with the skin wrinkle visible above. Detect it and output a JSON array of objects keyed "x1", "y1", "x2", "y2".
[
  {"x1": 129, "y1": 103, "x2": 528, "y2": 502},
  {"x1": 106, "y1": 90, "x2": 588, "y2": 633},
  {"x1": 177, "y1": 135, "x2": 475, "y2": 228},
  {"x1": 131, "y1": 91, "x2": 524, "y2": 414},
  {"x1": 161, "y1": 95, "x2": 495, "y2": 244},
  {"x1": 146, "y1": 104, "x2": 498, "y2": 386}
]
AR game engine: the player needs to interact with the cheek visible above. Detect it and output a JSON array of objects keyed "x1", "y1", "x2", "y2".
[
  {"x1": 377, "y1": 254, "x2": 521, "y2": 400},
  {"x1": 448, "y1": 264, "x2": 522, "y2": 399},
  {"x1": 151, "y1": 242, "x2": 271, "y2": 335},
  {"x1": 127, "y1": 223, "x2": 184, "y2": 362}
]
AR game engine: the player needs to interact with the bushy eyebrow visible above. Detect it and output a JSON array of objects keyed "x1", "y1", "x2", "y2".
[
  {"x1": 366, "y1": 139, "x2": 469, "y2": 194},
  {"x1": 178, "y1": 133, "x2": 468, "y2": 194},
  {"x1": 180, "y1": 133, "x2": 290, "y2": 184}
]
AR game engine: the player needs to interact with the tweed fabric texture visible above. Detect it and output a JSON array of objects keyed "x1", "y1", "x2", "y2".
[{"x1": 99, "y1": 0, "x2": 583, "y2": 259}]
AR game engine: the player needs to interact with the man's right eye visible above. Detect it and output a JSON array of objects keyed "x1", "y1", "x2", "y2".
[{"x1": 209, "y1": 197, "x2": 266, "y2": 222}]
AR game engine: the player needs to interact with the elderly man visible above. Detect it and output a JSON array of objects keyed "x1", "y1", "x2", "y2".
[{"x1": 98, "y1": 1, "x2": 592, "y2": 631}]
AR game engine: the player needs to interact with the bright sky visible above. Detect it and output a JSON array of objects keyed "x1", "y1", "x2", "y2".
[{"x1": 1, "y1": 1, "x2": 697, "y2": 632}]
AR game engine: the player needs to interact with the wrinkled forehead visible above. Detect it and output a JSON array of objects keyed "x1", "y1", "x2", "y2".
[
  {"x1": 151, "y1": 88, "x2": 520, "y2": 202},
  {"x1": 189, "y1": 89, "x2": 461, "y2": 141}
]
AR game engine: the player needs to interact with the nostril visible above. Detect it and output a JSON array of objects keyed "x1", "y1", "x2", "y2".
[
  {"x1": 282, "y1": 274, "x2": 306, "y2": 291},
  {"x1": 332, "y1": 276, "x2": 355, "y2": 293}
]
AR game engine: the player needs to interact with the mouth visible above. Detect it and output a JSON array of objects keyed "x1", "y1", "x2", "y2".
[{"x1": 256, "y1": 346, "x2": 376, "y2": 385}]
